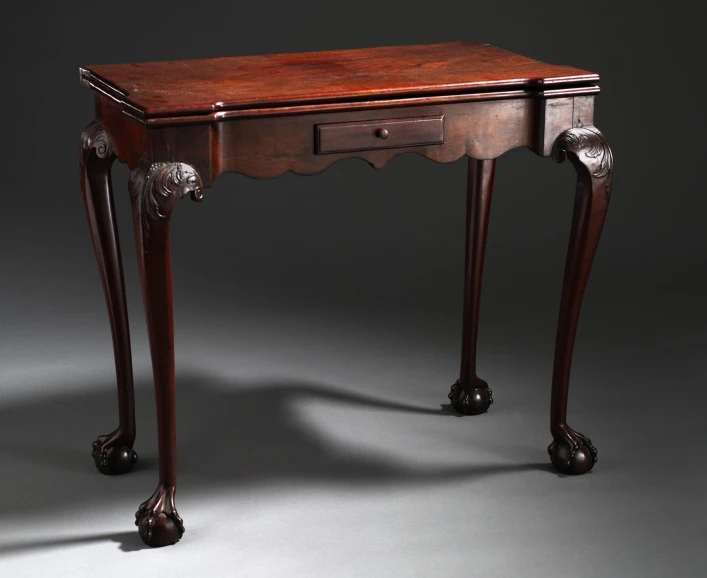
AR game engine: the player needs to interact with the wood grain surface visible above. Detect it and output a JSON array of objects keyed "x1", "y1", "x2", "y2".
[{"x1": 81, "y1": 41, "x2": 598, "y2": 120}]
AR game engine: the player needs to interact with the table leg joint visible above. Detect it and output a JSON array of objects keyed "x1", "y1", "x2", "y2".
[
  {"x1": 552, "y1": 126, "x2": 613, "y2": 202},
  {"x1": 128, "y1": 157, "x2": 204, "y2": 254}
]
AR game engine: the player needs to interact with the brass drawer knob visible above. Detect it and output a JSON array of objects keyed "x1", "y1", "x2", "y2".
[{"x1": 376, "y1": 128, "x2": 389, "y2": 139}]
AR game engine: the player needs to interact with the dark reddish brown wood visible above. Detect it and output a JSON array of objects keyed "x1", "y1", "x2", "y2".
[
  {"x1": 213, "y1": 99, "x2": 541, "y2": 179},
  {"x1": 140, "y1": 85, "x2": 598, "y2": 128},
  {"x1": 316, "y1": 115, "x2": 444, "y2": 154},
  {"x1": 92, "y1": 90, "x2": 595, "y2": 182},
  {"x1": 80, "y1": 41, "x2": 598, "y2": 122},
  {"x1": 449, "y1": 158, "x2": 496, "y2": 415},
  {"x1": 547, "y1": 126, "x2": 613, "y2": 475},
  {"x1": 93, "y1": 98, "x2": 149, "y2": 167},
  {"x1": 78, "y1": 42, "x2": 612, "y2": 547},
  {"x1": 79, "y1": 121, "x2": 138, "y2": 475},
  {"x1": 128, "y1": 158, "x2": 203, "y2": 547}
]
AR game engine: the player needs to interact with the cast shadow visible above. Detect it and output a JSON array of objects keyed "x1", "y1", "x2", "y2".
[
  {"x1": 0, "y1": 371, "x2": 546, "y2": 552},
  {"x1": 0, "y1": 531, "x2": 147, "y2": 555}
]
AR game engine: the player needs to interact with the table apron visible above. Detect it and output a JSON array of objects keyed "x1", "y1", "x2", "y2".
[{"x1": 95, "y1": 94, "x2": 595, "y2": 185}]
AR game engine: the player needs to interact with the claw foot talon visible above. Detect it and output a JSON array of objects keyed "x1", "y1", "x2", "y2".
[
  {"x1": 92, "y1": 429, "x2": 137, "y2": 475},
  {"x1": 548, "y1": 425, "x2": 598, "y2": 475},
  {"x1": 448, "y1": 380, "x2": 493, "y2": 415},
  {"x1": 135, "y1": 484, "x2": 184, "y2": 547}
]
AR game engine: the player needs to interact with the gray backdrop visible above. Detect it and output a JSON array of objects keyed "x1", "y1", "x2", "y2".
[{"x1": 1, "y1": 1, "x2": 705, "y2": 577}]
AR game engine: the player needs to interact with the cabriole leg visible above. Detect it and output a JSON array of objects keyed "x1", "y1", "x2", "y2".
[
  {"x1": 548, "y1": 126, "x2": 613, "y2": 475},
  {"x1": 129, "y1": 158, "x2": 203, "y2": 546},
  {"x1": 449, "y1": 158, "x2": 495, "y2": 415},
  {"x1": 79, "y1": 121, "x2": 137, "y2": 475}
]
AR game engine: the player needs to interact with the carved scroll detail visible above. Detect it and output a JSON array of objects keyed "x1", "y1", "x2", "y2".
[
  {"x1": 79, "y1": 120, "x2": 113, "y2": 162},
  {"x1": 129, "y1": 157, "x2": 203, "y2": 253},
  {"x1": 552, "y1": 126, "x2": 613, "y2": 201}
]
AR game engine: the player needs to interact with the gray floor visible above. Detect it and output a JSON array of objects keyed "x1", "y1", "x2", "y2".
[{"x1": 1, "y1": 288, "x2": 705, "y2": 578}]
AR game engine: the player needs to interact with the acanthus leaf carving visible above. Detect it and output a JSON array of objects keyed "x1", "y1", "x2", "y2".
[
  {"x1": 552, "y1": 126, "x2": 613, "y2": 201},
  {"x1": 128, "y1": 158, "x2": 203, "y2": 254},
  {"x1": 80, "y1": 120, "x2": 113, "y2": 161}
]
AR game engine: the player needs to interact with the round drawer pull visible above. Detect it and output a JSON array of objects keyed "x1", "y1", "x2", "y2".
[{"x1": 376, "y1": 128, "x2": 389, "y2": 140}]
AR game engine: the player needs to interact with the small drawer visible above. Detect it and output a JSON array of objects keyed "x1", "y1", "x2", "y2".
[{"x1": 315, "y1": 115, "x2": 444, "y2": 154}]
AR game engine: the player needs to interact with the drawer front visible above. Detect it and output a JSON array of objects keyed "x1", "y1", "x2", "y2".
[{"x1": 316, "y1": 115, "x2": 444, "y2": 154}]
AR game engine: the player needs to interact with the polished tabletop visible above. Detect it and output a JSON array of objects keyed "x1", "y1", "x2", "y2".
[{"x1": 80, "y1": 41, "x2": 599, "y2": 119}]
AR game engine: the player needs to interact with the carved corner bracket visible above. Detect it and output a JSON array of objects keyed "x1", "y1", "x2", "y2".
[
  {"x1": 128, "y1": 158, "x2": 204, "y2": 253},
  {"x1": 552, "y1": 126, "x2": 613, "y2": 202},
  {"x1": 80, "y1": 120, "x2": 114, "y2": 164}
]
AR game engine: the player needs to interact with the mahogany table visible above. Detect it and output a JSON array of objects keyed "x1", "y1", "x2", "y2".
[{"x1": 78, "y1": 41, "x2": 613, "y2": 547}]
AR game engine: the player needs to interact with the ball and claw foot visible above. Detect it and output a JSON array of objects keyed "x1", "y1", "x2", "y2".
[
  {"x1": 548, "y1": 424, "x2": 598, "y2": 475},
  {"x1": 448, "y1": 380, "x2": 493, "y2": 415},
  {"x1": 135, "y1": 484, "x2": 184, "y2": 547},
  {"x1": 92, "y1": 428, "x2": 137, "y2": 475}
]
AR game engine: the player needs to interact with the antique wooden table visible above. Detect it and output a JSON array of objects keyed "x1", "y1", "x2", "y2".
[{"x1": 78, "y1": 41, "x2": 613, "y2": 547}]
